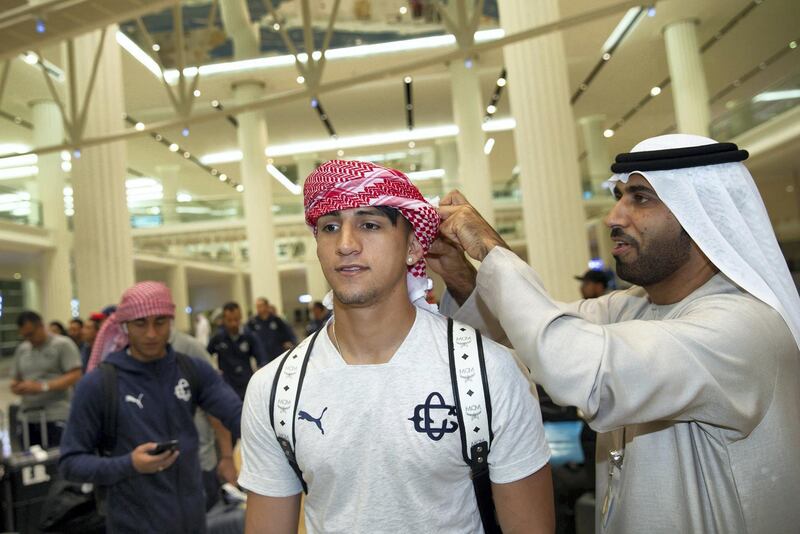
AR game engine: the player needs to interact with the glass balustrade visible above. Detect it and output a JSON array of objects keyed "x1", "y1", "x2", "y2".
[{"x1": 0, "y1": 185, "x2": 43, "y2": 228}]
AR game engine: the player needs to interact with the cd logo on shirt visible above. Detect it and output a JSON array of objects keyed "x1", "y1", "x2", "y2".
[
  {"x1": 239, "y1": 341, "x2": 249, "y2": 352},
  {"x1": 174, "y1": 378, "x2": 192, "y2": 402},
  {"x1": 409, "y1": 392, "x2": 458, "y2": 441}
]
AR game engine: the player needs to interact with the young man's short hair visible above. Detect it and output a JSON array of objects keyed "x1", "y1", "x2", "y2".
[
  {"x1": 70, "y1": 318, "x2": 84, "y2": 327},
  {"x1": 223, "y1": 302, "x2": 240, "y2": 313},
  {"x1": 17, "y1": 310, "x2": 43, "y2": 328}
]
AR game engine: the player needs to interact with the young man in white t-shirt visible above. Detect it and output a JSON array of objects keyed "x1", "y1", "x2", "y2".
[{"x1": 239, "y1": 160, "x2": 554, "y2": 533}]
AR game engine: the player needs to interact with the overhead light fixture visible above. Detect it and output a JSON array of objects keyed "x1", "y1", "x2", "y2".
[
  {"x1": 177, "y1": 192, "x2": 193, "y2": 202},
  {"x1": 407, "y1": 169, "x2": 445, "y2": 181},
  {"x1": 142, "y1": 29, "x2": 505, "y2": 82},
  {"x1": 296, "y1": 75, "x2": 305, "y2": 84},
  {"x1": 266, "y1": 164, "x2": 301, "y2": 195},
  {"x1": 312, "y1": 51, "x2": 323, "y2": 61},
  {"x1": 168, "y1": 143, "x2": 180, "y2": 152},
  {"x1": 134, "y1": 122, "x2": 145, "y2": 131},
  {"x1": 116, "y1": 31, "x2": 161, "y2": 79},
  {"x1": 752, "y1": 89, "x2": 800, "y2": 103},
  {"x1": 496, "y1": 77, "x2": 506, "y2": 87},
  {"x1": 0, "y1": 166, "x2": 38, "y2": 180},
  {"x1": 603, "y1": 129, "x2": 615, "y2": 138},
  {"x1": 399, "y1": 6, "x2": 408, "y2": 15},
  {"x1": 0, "y1": 153, "x2": 37, "y2": 169},
  {"x1": 152, "y1": 43, "x2": 160, "y2": 52},
  {"x1": 193, "y1": 89, "x2": 201, "y2": 97},
  {"x1": 219, "y1": 173, "x2": 228, "y2": 181},
  {"x1": 273, "y1": 23, "x2": 280, "y2": 31},
  {"x1": 23, "y1": 52, "x2": 39, "y2": 65},
  {"x1": 404, "y1": 76, "x2": 413, "y2": 84},
  {"x1": 200, "y1": 119, "x2": 515, "y2": 162},
  {"x1": 337, "y1": 149, "x2": 345, "y2": 157},
  {"x1": 61, "y1": 161, "x2": 72, "y2": 172},
  {"x1": 602, "y1": 7, "x2": 643, "y2": 53},
  {"x1": 235, "y1": 184, "x2": 244, "y2": 192},
  {"x1": 35, "y1": 19, "x2": 46, "y2": 34},
  {"x1": 790, "y1": 41, "x2": 797, "y2": 50},
  {"x1": 483, "y1": 138, "x2": 496, "y2": 155},
  {"x1": 650, "y1": 86, "x2": 662, "y2": 96},
  {"x1": 486, "y1": 105, "x2": 497, "y2": 114}
]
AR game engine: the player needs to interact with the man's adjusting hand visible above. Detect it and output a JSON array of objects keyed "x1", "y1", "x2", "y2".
[{"x1": 437, "y1": 190, "x2": 509, "y2": 263}]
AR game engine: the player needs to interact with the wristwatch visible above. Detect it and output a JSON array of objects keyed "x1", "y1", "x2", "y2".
[{"x1": 40, "y1": 381, "x2": 50, "y2": 392}]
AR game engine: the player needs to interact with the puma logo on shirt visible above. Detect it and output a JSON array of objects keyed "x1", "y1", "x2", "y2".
[
  {"x1": 298, "y1": 407, "x2": 328, "y2": 435},
  {"x1": 125, "y1": 393, "x2": 144, "y2": 409}
]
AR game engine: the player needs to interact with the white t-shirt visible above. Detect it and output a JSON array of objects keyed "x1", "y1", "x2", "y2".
[{"x1": 240, "y1": 309, "x2": 550, "y2": 534}]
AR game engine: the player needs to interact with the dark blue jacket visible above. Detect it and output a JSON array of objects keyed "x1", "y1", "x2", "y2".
[
  {"x1": 59, "y1": 347, "x2": 242, "y2": 534},
  {"x1": 245, "y1": 314, "x2": 297, "y2": 362},
  {"x1": 206, "y1": 328, "x2": 267, "y2": 397}
]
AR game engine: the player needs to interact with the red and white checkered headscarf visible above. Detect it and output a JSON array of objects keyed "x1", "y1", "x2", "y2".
[
  {"x1": 87, "y1": 281, "x2": 175, "y2": 372},
  {"x1": 304, "y1": 160, "x2": 440, "y2": 278}
]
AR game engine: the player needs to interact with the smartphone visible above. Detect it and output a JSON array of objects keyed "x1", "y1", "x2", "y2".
[{"x1": 148, "y1": 439, "x2": 179, "y2": 455}]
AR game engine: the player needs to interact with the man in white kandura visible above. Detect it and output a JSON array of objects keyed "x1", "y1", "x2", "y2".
[
  {"x1": 431, "y1": 134, "x2": 800, "y2": 533},
  {"x1": 239, "y1": 159, "x2": 555, "y2": 534}
]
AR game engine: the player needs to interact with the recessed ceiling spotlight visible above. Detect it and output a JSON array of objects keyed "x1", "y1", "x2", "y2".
[
  {"x1": 155, "y1": 134, "x2": 163, "y2": 141},
  {"x1": 182, "y1": 127, "x2": 190, "y2": 137},
  {"x1": 193, "y1": 89, "x2": 201, "y2": 97},
  {"x1": 790, "y1": 41, "x2": 797, "y2": 50},
  {"x1": 183, "y1": 151, "x2": 191, "y2": 159},
  {"x1": 273, "y1": 23, "x2": 280, "y2": 31},
  {"x1": 169, "y1": 143, "x2": 179, "y2": 152},
  {"x1": 296, "y1": 76, "x2": 305, "y2": 84},
  {"x1": 134, "y1": 122, "x2": 145, "y2": 131},
  {"x1": 399, "y1": 6, "x2": 408, "y2": 15},
  {"x1": 408, "y1": 141, "x2": 416, "y2": 148},
  {"x1": 219, "y1": 173, "x2": 228, "y2": 181},
  {"x1": 486, "y1": 105, "x2": 497, "y2": 114},
  {"x1": 152, "y1": 43, "x2": 160, "y2": 52},
  {"x1": 496, "y1": 78, "x2": 507, "y2": 87},
  {"x1": 650, "y1": 86, "x2": 661, "y2": 96},
  {"x1": 312, "y1": 51, "x2": 322, "y2": 60},
  {"x1": 603, "y1": 129, "x2": 615, "y2": 138},
  {"x1": 602, "y1": 52, "x2": 612, "y2": 61},
  {"x1": 336, "y1": 149, "x2": 344, "y2": 157},
  {"x1": 404, "y1": 76, "x2": 412, "y2": 84},
  {"x1": 211, "y1": 100, "x2": 220, "y2": 108}
]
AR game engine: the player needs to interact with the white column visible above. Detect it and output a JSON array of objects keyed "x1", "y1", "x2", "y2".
[
  {"x1": 22, "y1": 278, "x2": 40, "y2": 312},
  {"x1": 449, "y1": 59, "x2": 495, "y2": 225},
  {"x1": 231, "y1": 243, "x2": 249, "y2": 314},
  {"x1": 303, "y1": 235, "x2": 329, "y2": 301},
  {"x1": 221, "y1": 0, "x2": 282, "y2": 313},
  {"x1": 664, "y1": 19, "x2": 710, "y2": 136},
  {"x1": 436, "y1": 138, "x2": 460, "y2": 196},
  {"x1": 71, "y1": 27, "x2": 135, "y2": 313},
  {"x1": 497, "y1": 0, "x2": 589, "y2": 300},
  {"x1": 156, "y1": 164, "x2": 181, "y2": 225},
  {"x1": 31, "y1": 99, "x2": 73, "y2": 321},
  {"x1": 578, "y1": 115, "x2": 611, "y2": 196},
  {"x1": 167, "y1": 263, "x2": 190, "y2": 332}
]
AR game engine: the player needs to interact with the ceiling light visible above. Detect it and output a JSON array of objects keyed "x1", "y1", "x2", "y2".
[
  {"x1": 273, "y1": 23, "x2": 280, "y2": 31},
  {"x1": 647, "y1": 7, "x2": 656, "y2": 17},
  {"x1": 399, "y1": 6, "x2": 408, "y2": 15},
  {"x1": 60, "y1": 150, "x2": 71, "y2": 161},
  {"x1": 193, "y1": 89, "x2": 201, "y2": 97},
  {"x1": 0, "y1": 153, "x2": 37, "y2": 170},
  {"x1": 337, "y1": 149, "x2": 345, "y2": 157},
  {"x1": 23, "y1": 52, "x2": 39, "y2": 65},
  {"x1": 0, "y1": 166, "x2": 38, "y2": 180},
  {"x1": 235, "y1": 184, "x2": 244, "y2": 192},
  {"x1": 404, "y1": 76, "x2": 412, "y2": 84},
  {"x1": 752, "y1": 89, "x2": 800, "y2": 103},
  {"x1": 296, "y1": 76, "x2": 305, "y2": 84},
  {"x1": 134, "y1": 122, "x2": 145, "y2": 131},
  {"x1": 155, "y1": 134, "x2": 163, "y2": 141},
  {"x1": 169, "y1": 143, "x2": 179, "y2": 152},
  {"x1": 486, "y1": 105, "x2": 497, "y2": 114},
  {"x1": 61, "y1": 161, "x2": 72, "y2": 172},
  {"x1": 116, "y1": 31, "x2": 161, "y2": 79},
  {"x1": 177, "y1": 192, "x2": 192, "y2": 202},
  {"x1": 408, "y1": 141, "x2": 416, "y2": 148},
  {"x1": 603, "y1": 129, "x2": 615, "y2": 138},
  {"x1": 483, "y1": 138, "x2": 495, "y2": 155},
  {"x1": 152, "y1": 43, "x2": 160, "y2": 52},
  {"x1": 407, "y1": 169, "x2": 445, "y2": 181},
  {"x1": 650, "y1": 86, "x2": 661, "y2": 96},
  {"x1": 211, "y1": 99, "x2": 220, "y2": 107},
  {"x1": 602, "y1": 52, "x2": 612, "y2": 61},
  {"x1": 183, "y1": 151, "x2": 191, "y2": 159},
  {"x1": 267, "y1": 164, "x2": 301, "y2": 195},
  {"x1": 219, "y1": 173, "x2": 228, "y2": 181},
  {"x1": 312, "y1": 51, "x2": 322, "y2": 60},
  {"x1": 35, "y1": 19, "x2": 46, "y2": 34},
  {"x1": 200, "y1": 150, "x2": 242, "y2": 165},
  {"x1": 211, "y1": 169, "x2": 219, "y2": 175},
  {"x1": 602, "y1": 7, "x2": 643, "y2": 53},
  {"x1": 496, "y1": 78, "x2": 506, "y2": 87},
  {"x1": 790, "y1": 41, "x2": 797, "y2": 50},
  {"x1": 73, "y1": 149, "x2": 81, "y2": 158},
  {"x1": 464, "y1": 58, "x2": 473, "y2": 69},
  {"x1": 182, "y1": 127, "x2": 190, "y2": 137}
]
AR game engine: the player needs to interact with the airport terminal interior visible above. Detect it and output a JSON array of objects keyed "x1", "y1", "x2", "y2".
[{"x1": 0, "y1": 0, "x2": 798, "y2": 532}]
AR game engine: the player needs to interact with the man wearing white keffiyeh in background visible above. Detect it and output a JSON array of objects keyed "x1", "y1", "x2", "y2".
[
  {"x1": 239, "y1": 159, "x2": 555, "y2": 534},
  {"x1": 433, "y1": 134, "x2": 800, "y2": 533}
]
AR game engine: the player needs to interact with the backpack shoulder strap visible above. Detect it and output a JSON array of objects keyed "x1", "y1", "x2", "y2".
[
  {"x1": 269, "y1": 328, "x2": 323, "y2": 494},
  {"x1": 98, "y1": 362, "x2": 118, "y2": 456},
  {"x1": 448, "y1": 317, "x2": 500, "y2": 534}
]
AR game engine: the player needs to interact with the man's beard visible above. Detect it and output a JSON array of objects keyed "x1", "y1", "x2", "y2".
[
  {"x1": 333, "y1": 287, "x2": 380, "y2": 307},
  {"x1": 614, "y1": 228, "x2": 692, "y2": 287}
]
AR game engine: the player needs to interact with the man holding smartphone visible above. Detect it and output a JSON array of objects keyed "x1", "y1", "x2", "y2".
[{"x1": 59, "y1": 282, "x2": 243, "y2": 534}]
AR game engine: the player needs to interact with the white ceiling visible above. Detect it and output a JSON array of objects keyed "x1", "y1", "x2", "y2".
[{"x1": 1, "y1": 0, "x2": 799, "y2": 207}]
